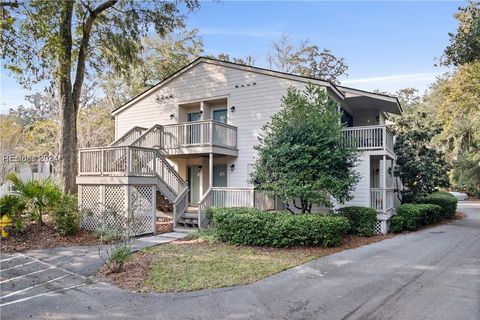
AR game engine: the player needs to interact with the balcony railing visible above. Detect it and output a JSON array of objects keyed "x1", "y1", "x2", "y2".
[
  {"x1": 342, "y1": 125, "x2": 394, "y2": 153},
  {"x1": 162, "y1": 120, "x2": 237, "y2": 149},
  {"x1": 370, "y1": 188, "x2": 395, "y2": 213},
  {"x1": 129, "y1": 120, "x2": 237, "y2": 151}
]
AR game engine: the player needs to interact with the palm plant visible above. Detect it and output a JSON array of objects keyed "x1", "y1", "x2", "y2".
[{"x1": 7, "y1": 173, "x2": 62, "y2": 225}]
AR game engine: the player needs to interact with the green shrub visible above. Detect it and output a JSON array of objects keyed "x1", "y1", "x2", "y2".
[
  {"x1": 96, "y1": 228, "x2": 123, "y2": 243},
  {"x1": 0, "y1": 194, "x2": 26, "y2": 233},
  {"x1": 106, "y1": 245, "x2": 132, "y2": 273},
  {"x1": 396, "y1": 203, "x2": 442, "y2": 231},
  {"x1": 338, "y1": 206, "x2": 377, "y2": 237},
  {"x1": 208, "y1": 207, "x2": 350, "y2": 248},
  {"x1": 7, "y1": 173, "x2": 61, "y2": 225},
  {"x1": 51, "y1": 194, "x2": 79, "y2": 235},
  {"x1": 0, "y1": 195, "x2": 23, "y2": 217},
  {"x1": 420, "y1": 192, "x2": 458, "y2": 218},
  {"x1": 389, "y1": 215, "x2": 405, "y2": 233}
]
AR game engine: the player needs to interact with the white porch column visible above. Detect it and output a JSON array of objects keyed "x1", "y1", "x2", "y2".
[
  {"x1": 200, "y1": 101, "x2": 206, "y2": 120},
  {"x1": 382, "y1": 155, "x2": 387, "y2": 213},
  {"x1": 209, "y1": 152, "x2": 213, "y2": 189}
]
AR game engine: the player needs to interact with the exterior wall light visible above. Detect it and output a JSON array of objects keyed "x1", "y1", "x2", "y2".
[
  {"x1": 230, "y1": 106, "x2": 235, "y2": 112},
  {"x1": 169, "y1": 113, "x2": 175, "y2": 120},
  {"x1": 230, "y1": 164, "x2": 235, "y2": 171}
]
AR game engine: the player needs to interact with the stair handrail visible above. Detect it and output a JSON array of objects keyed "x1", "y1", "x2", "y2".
[
  {"x1": 197, "y1": 187, "x2": 212, "y2": 229},
  {"x1": 172, "y1": 186, "x2": 189, "y2": 227},
  {"x1": 130, "y1": 124, "x2": 163, "y2": 148},
  {"x1": 109, "y1": 126, "x2": 147, "y2": 147},
  {"x1": 153, "y1": 149, "x2": 187, "y2": 192}
]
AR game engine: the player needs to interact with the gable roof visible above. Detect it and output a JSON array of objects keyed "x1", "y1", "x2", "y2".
[{"x1": 112, "y1": 57, "x2": 401, "y2": 115}]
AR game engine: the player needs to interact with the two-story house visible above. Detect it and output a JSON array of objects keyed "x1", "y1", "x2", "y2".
[{"x1": 76, "y1": 57, "x2": 402, "y2": 235}]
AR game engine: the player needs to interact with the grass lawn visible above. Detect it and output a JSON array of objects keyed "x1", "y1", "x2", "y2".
[
  {"x1": 144, "y1": 240, "x2": 318, "y2": 292},
  {"x1": 97, "y1": 233, "x2": 394, "y2": 293}
]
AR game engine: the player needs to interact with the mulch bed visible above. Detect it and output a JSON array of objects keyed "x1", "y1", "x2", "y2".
[{"x1": 0, "y1": 221, "x2": 101, "y2": 253}]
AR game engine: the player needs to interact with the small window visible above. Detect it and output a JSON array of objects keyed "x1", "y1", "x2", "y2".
[{"x1": 31, "y1": 163, "x2": 39, "y2": 173}]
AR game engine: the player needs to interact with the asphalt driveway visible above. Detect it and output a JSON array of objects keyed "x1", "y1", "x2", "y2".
[{"x1": 1, "y1": 202, "x2": 479, "y2": 320}]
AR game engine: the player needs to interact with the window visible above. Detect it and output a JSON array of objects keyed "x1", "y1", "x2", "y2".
[
  {"x1": 213, "y1": 109, "x2": 227, "y2": 124},
  {"x1": 31, "y1": 163, "x2": 39, "y2": 173}
]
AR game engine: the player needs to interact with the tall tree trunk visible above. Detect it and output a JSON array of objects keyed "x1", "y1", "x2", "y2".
[
  {"x1": 58, "y1": 0, "x2": 76, "y2": 193},
  {"x1": 57, "y1": 0, "x2": 117, "y2": 193}
]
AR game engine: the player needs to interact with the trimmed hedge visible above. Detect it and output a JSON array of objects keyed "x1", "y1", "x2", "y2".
[
  {"x1": 337, "y1": 206, "x2": 377, "y2": 237},
  {"x1": 208, "y1": 207, "x2": 350, "y2": 248},
  {"x1": 395, "y1": 203, "x2": 442, "y2": 231},
  {"x1": 388, "y1": 215, "x2": 405, "y2": 233},
  {"x1": 420, "y1": 192, "x2": 458, "y2": 218}
]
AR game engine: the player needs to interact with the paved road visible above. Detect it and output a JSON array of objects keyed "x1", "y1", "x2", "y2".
[{"x1": 1, "y1": 202, "x2": 479, "y2": 320}]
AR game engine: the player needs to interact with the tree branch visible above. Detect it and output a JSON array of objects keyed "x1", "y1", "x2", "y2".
[
  {"x1": 0, "y1": 1, "x2": 22, "y2": 8},
  {"x1": 72, "y1": 0, "x2": 117, "y2": 111},
  {"x1": 292, "y1": 199, "x2": 302, "y2": 210},
  {"x1": 285, "y1": 203, "x2": 295, "y2": 214}
]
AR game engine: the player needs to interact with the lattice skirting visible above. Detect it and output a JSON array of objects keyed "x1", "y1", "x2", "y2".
[
  {"x1": 374, "y1": 220, "x2": 382, "y2": 234},
  {"x1": 79, "y1": 184, "x2": 155, "y2": 236},
  {"x1": 374, "y1": 219, "x2": 390, "y2": 234}
]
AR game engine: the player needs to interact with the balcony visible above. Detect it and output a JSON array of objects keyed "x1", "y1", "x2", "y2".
[
  {"x1": 342, "y1": 125, "x2": 394, "y2": 155},
  {"x1": 370, "y1": 188, "x2": 395, "y2": 213},
  {"x1": 132, "y1": 120, "x2": 238, "y2": 156}
]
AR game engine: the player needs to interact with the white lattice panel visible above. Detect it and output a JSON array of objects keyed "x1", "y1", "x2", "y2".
[
  {"x1": 80, "y1": 185, "x2": 102, "y2": 231},
  {"x1": 79, "y1": 184, "x2": 155, "y2": 236},
  {"x1": 103, "y1": 185, "x2": 127, "y2": 232},
  {"x1": 130, "y1": 185, "x2": 155, "y2": 235},
  {"x1": 374, "y1": 220, "x2": 382, "y2": 234}
]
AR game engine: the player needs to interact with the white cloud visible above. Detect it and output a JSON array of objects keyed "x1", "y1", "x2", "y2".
[{"x1": 340, "y1": 72, "x2": 443, "y2": 92}]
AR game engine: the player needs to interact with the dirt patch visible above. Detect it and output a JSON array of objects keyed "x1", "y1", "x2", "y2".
[
  {"x1": 96, "y1": 250, "x2": 155, "y2": 291},
  {"x1": 0, "y1": 221, "x2": 100, "y2": 253},
  {"x1": 97, "y1": 233, "x2": 395, "y2": 292}
]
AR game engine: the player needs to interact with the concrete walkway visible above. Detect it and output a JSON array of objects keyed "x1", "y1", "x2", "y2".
[
  {"x1": 1, "y1": 203, "x2": 479, "y2": 320},
  {"x1": 4, "y1": 231, "x2": 187, "y2": 277}
]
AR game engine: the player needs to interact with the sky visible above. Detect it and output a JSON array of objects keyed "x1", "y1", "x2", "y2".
[{"x1": 0, "y1": 1, "x2": 463, "y2": 114}]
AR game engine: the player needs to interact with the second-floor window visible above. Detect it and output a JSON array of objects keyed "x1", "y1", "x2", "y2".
[
  {"x1": 187, "y1": 112, "x2": 202, "y2": 122},
  {"x1": 213, "y1": 109, "x2": 227, "y2": 124}
]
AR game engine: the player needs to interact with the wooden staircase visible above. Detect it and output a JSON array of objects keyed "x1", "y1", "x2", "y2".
[
  {"x1": 156, "y1": 192, "x2": 173, "y2": 212},
  {"x1": 175, "y1": 208, "x2": 199, "y2": 229}
]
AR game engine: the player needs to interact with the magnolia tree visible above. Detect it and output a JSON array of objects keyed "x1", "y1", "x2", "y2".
[{"x1": 251, "y1": 84, "x2": 359, "y2": 213}]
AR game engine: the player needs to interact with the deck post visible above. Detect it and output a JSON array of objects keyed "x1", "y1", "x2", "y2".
[
  {"x1": 382, "y1": 126, "x2": 387, "y2": 151},
  {"x1": 209, "y1": 152, "x2": 213, "y2": 189},
  {"x1": 382, "y1": 155, "x2": 387, "y2": 213},
  {"x1": 152, "y1": 185, "x2": 156, "y2": 235}
]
